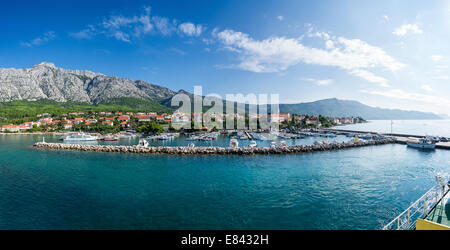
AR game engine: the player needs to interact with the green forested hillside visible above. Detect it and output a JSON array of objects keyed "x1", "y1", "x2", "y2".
[{"x1": 0, "y1": 98, "x2": 173, "y2": 125}]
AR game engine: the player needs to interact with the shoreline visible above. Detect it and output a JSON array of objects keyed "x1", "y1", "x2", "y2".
[{"x1": 0, "y1": 132, "x2": 69, "y2": 136}]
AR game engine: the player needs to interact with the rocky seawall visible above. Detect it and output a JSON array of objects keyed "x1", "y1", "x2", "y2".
[{"x1": 34, "y1": 138, "x2": 396, "y2": 155}]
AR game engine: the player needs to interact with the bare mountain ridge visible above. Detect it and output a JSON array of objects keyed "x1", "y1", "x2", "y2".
[{"x1": 0, "y1": 62, "x2": 176, "y2": 104}]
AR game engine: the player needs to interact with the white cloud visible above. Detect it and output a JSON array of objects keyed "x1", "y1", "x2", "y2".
[
  {"x1": 420, "y1": 85, "x2": 433, "y2": 92},
  {"x1": 316, "y1": 79, "x2": 333, "y2": 86},
  {"x1": 431, "y1": 55, "x2": 444, "y2": 61},
  {"x1": 361, "y1": 89, "x2": 450, "y2": 106},
  {"x1": 170, "y1": 47, "x2": 186, "y2": 55},
  {"x1": 214, "y1": 28, "x2": 404, "y2": 86},
  {"x1": 71, "y1": 6, "x2": 202, "y2": 42},
  {"x1": 151, "y1": 16, "x2": 176, "y2": 35},
  {"x1": 304, "y1": 78, "x2": 333, "y2": 86},
  {"x1": 178, "y1": 22, "x2": 203, "y2": 36},
  {"x1": 277, "y1": 16, "x2": 284, "y2": 21},
  {"x1": 349, "y1": 69, "x2": 389, "y2": 87},
  {"x1": 70, "y1": 25, "x2": 96, "y2": 39},
  {"x1": 113, "y1": 31, "x2": 131, "y2": 43},
  {"x1": 21, "y1": 31, "x2": 56, "y2": 47},
  {"x1": 393, "y1": 24, "x2": 423, "y2": 36}
]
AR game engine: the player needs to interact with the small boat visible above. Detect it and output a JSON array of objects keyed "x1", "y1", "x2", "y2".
[
  {"x1": 63, "y1": 133, "x2": 98, "y2": 142},
  {"x1": 249, "y1": 140, "x2": 257, "y2": 148},
  {"x1": 280, "y1": 140, "x2": 287, "y2": 147},
  {"x1": 271, "y1": 141, "x2": 277, "y2": 147},
  {"x1": 359, "y1": 133, "x2": 373, "y2": 140},
  {"x1": 103, "y1": 136, "x2": 119, "y2": 141},
  {"x1": 119, "y1": 133, "x2": 135, "y2": 139},
  {"x1": 230, "y1": 139, "x2": 239, "y2": 148},
  {"x1": 188, "y1": 143, "x2": 195, "y2": 148},
  {"x1": 138, "y1": 139, "x2": 149, "y2": 147},
  {"x1": 158, "y1": 135, "x2": 170, "y2": 140},
  {"x1": 186, "y1": 135, "x2": 198, "y2": 141},
  {"x1": 407, "y1": 138, "x2": 436, "y2": 150}
]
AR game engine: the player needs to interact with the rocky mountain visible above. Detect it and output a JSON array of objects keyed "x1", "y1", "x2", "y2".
[
  {"x1": 279, "y1": 98, "x2": 444, "y2": 120},
  {"x1": 0, "y1": 62, "x2": 176, "y2": 104},
  {"x1": 0, "y1": 63, "x2": 445, "y2": 120}
]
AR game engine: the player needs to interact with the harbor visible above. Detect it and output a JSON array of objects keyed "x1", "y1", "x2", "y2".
[{"x1": 35, "y1": 127, "x2": 450, "y2": 155}]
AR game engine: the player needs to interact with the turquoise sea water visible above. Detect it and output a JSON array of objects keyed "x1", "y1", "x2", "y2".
[
  {"x1": 338, "y1": 120, "x2": 450, "y2": 137},
  {"x1": 0, "y1": 135, "x2": 449, "y2": 229}
]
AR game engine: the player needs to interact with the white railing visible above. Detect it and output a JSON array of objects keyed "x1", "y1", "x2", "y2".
[{"x1": 383, "y1": 184, "x2": 449, "y2": 230}]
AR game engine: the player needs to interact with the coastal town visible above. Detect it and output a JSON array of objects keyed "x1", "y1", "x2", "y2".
[{"x1": 0, "y1": 110, "x2": 365, "y2": 134}]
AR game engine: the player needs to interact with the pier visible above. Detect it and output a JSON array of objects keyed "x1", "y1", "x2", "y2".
[
  {"x1": 394, "y1": 137, "x2": 450, "y2": 150},
  {"x1": 324, "y1": 128, "x2": 450, "y2": 150},
  {"x1": 34, "y1": 138, "x2": 396, "y2": 155}
]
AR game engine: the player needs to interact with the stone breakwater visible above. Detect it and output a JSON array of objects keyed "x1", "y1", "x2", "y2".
[{"x1": 33, "y1": 138, "x2": 396, "y2": 155}]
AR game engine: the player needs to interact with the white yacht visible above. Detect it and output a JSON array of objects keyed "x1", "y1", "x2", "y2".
[
  {"x1": 138, "y1": 139, "x2": 149, "y2": 147},
  {"x1": 230, "y1": 139, "x2": 239, "y2": 148},
  {"x1": 249, "y1": 140, "x2": 257, "y2": 148},
  {"x1": 63, "y1": 133, "x2": 98, "y2": 142}
]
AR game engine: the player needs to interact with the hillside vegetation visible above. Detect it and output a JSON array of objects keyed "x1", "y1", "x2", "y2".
[{"x1": 0, "y1": 98, "x2": 173, "y2": 125}]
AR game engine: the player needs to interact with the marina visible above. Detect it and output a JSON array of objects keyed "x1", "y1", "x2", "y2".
[
  {"x1": 34, "y1": 137, "x2": 396, "y2": 155},
  {"x1": 38, "y1": 127, "x2": 450, "y2": 153}
]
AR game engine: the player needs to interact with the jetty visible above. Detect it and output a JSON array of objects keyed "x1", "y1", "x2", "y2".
[
  {"x1": 34, "y1": 138, "x2": 395, "y2": 155},
  {"x1": 324, "y1": 128, "x2": 450, "y2": 150}
]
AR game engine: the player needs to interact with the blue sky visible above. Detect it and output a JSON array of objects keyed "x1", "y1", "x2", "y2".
[{"x1": 2, "y1": 0, "x2": 450, "y2": 115}]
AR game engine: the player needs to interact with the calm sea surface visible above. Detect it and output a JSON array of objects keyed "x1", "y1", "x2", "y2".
[
  {"x1": 337, "y1": 120, "x2": 450, "y2": 137},
  {"x1": 0, "y1": 135, "x2": 449, "y2": 229}
]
